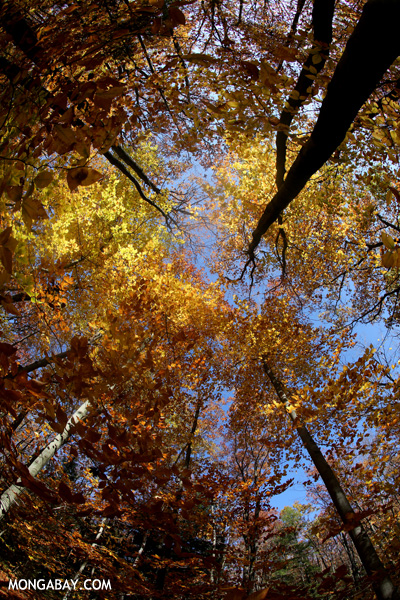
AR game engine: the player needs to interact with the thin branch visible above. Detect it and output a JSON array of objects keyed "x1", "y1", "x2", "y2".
[
  {"x1": 276, "y1": 0, "x2": 307, "y2": 74},
  {"x1": 377, "y1": 214, "x2": 400, "y2": 233},
  {"x1": 111, "y1": 145, "x2": 161, "y2": 193},
  {"x1": 103, "y1": 150, "x2": 174, "y2": 226}
]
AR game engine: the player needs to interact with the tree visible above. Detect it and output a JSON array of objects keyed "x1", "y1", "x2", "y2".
[{"x1": 2, "y1": 1, "x2": 400, "y2": 599}]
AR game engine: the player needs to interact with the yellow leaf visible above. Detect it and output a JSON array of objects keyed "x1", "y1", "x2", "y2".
[
  {"x1": 312, "y1": 52, "x2": 322, "y2": 64},
  {"x1": 393, "y1": 249, "x2": 400, "y2": 268},
  {"x1": 390, "y1": 129, "x2": 400, "y2": 145},
  {"x1": 381, "y1": 231, "x2": 395, "y2": 250}
]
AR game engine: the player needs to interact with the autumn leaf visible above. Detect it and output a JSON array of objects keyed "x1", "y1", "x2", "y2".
[
  {"x1": 0, "y1": 296, "x2": 20, "y2": 315},
  {"x1": 0, "y1": 226, "x2": 17, "y2": 274},
  {"x1": 223, "y1": 588, "x2": 247, "y2": 600},
  {"x1": 0, "y1": 226, "x2": 13, "y2": 246},
  {"x1": 22, "y1": 197, "x2": 48, "y2": 231},
  {"x1": 53, "y1": 124, "x2": 77, "y2": 146},
  {"x1": 0, "y1": 341, "x2": 17, "y2": 356},
  {"x1": 181, "y1": 53, "x2": 218, "y2": 66},
  {"x1": 169, "y1": 6, "x2": 186, "y2": 25},
  {"x1": 67, "y1": 167, "x2": 102, "y2": 191},
  {"x1": 382, "y1": 251, "x2": 395, "y2": 268},
  {"x1": 240, "y1": 61, "x2": 259, "y2": 80},
  {"x1": 5, "y1": 186, "x2": 23, "y2": 203},
  {"x1": 34, "y1": 170, "x2": 54, "y2": 189},
  {"x1": 247, "y1": 589, "x2": 270, "y2": 600},
  {"x1": 93, "y1": 86, "x2": 126, "y2": 111},
  {"x1": 58, "y1": 481, "x2": 74, "y2": 503},
  {"x1": 381, "y1": 231, "x2": 395, "y2": 250}
]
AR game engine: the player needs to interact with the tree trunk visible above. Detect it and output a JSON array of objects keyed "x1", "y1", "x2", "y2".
[
  {"x1": 249, "y1": 0, "x2": 400, "y2": 258},
  {"x1": 63, "y1": 517, "x2": 107, "y2": 600},
  {"x1": 0, "y1": 399, "x2": 91, "y2": 521},
  {"x1": 262, "y1": 360, "x2": 399, "y2": 600}
]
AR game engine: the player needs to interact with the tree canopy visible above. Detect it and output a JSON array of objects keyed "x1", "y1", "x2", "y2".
[{"x1": 1, "y1": 1, "x2": 400, "y2": 599}]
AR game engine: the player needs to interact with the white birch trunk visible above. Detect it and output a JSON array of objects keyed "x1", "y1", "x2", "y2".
[
  {"x1": 0, "y1": 399, "x2": 91, "y2": 521},
  {"x1": 63, "y1": 517, "x2": 107, "y2": 600}
]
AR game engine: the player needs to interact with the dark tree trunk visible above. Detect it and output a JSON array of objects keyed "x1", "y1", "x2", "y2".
[
  {"x1": 262, "y1": 360, "x2": 400, "y2": 600},
  {"x1": 250, "y1": 0, "x2": 400, "y2": 258}
]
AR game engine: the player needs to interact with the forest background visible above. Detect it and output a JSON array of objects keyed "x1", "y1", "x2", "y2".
[{"x1": 1, "y1": 0, "x2": 400, "y2": 599}]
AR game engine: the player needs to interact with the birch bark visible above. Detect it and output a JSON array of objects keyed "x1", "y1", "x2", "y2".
[{"x1": 0, "y1": 399, "x2": 91, "y2": 521}]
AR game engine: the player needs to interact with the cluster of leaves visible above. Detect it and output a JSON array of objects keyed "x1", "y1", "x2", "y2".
[{"x1": 1, "y1": 0, "x2": 400, "y2": 599}]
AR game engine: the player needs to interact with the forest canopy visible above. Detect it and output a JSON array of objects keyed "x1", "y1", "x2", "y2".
[{"x1": 1, "y1": 0, "x2": 400, "y2": 599}]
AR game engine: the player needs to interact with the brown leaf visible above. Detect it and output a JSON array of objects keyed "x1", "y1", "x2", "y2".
[
  {"x1": 247, "y1": 589, "x2": 270, "y2": 600},
  {"x1": 5, "y1": 186, "x2": 23, "y2": 203},
  {"x1": 240, "y1": 61, "x2": 259, "y2": 80},
  {"x1": 0, "y1": 247, "x2": 13, "y2": 274},
  {"x1": 56, "y1": 405, "x2": 68, "y2": 429},
  {"x1": 169, "y1": 6, "x2": 186, "y2": 25},
  {"x1": 182, "y1": 53, "x2": 218, "y2": 66},
  {"x1": 388, "y1": 185, "x2": 400, "y2": 203},
  {"x1": 34, "y1": 171, "x2": 54, "y2": 190},
  {"x1": 67, "y1": 167, "x2": 102, "y2": 191},
  {"x1": 85, "y1": 429, "x2": 102, "y2": 444},
  {"x1": 58, "y1": 107, "x2": 75, "y2": 125},
  {"x1": 59, "y1": 481, "x2": 74, "y2": 503},
  {"x1": 0, "y1": 270, "x2": 11, "y2": 285},
  {"x1": 54, "y1": 124, "x2": 77, "y2": 146},
  {"x1": 223, "y1": 589, "x2": 247, "y2": 600},
  {"x1": 22, "y1": 197, "x2": 48, "y2": 231},
  {"x1": 0, "y1": 226, "x2": 13, "y2": 246},
  {"x1": 72, "y1": 491, "x2": 85, "y2": 504},
  {"x1": 1, "y1": 297, "x2": 19, "y2": 315},
  {"x1": 0, "y1": 342, "x2": 17, "y2": 356}
]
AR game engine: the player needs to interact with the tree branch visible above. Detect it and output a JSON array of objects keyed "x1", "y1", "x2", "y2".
[
  {"x1": 249, "y1": 0, "x2": 400, "y2": 261},
  {"x1": 111, "y1": 145, "x2": 161, "y2": 193},
  {"x1": 103, "y1": 150, "x2": 173, "y2": 226},
  {"x1": 276, "y1": 0, "x2": 335, "y2": 189}
]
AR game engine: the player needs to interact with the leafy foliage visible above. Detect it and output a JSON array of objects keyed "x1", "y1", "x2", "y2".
[{"x1": 1, "y1": 1, "x2": 400, "y2": 599}]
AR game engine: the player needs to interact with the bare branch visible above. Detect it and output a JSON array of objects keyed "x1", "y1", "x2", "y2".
[{"x1": 103, "y1": 150, "x2": 174, "y2": 227}]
